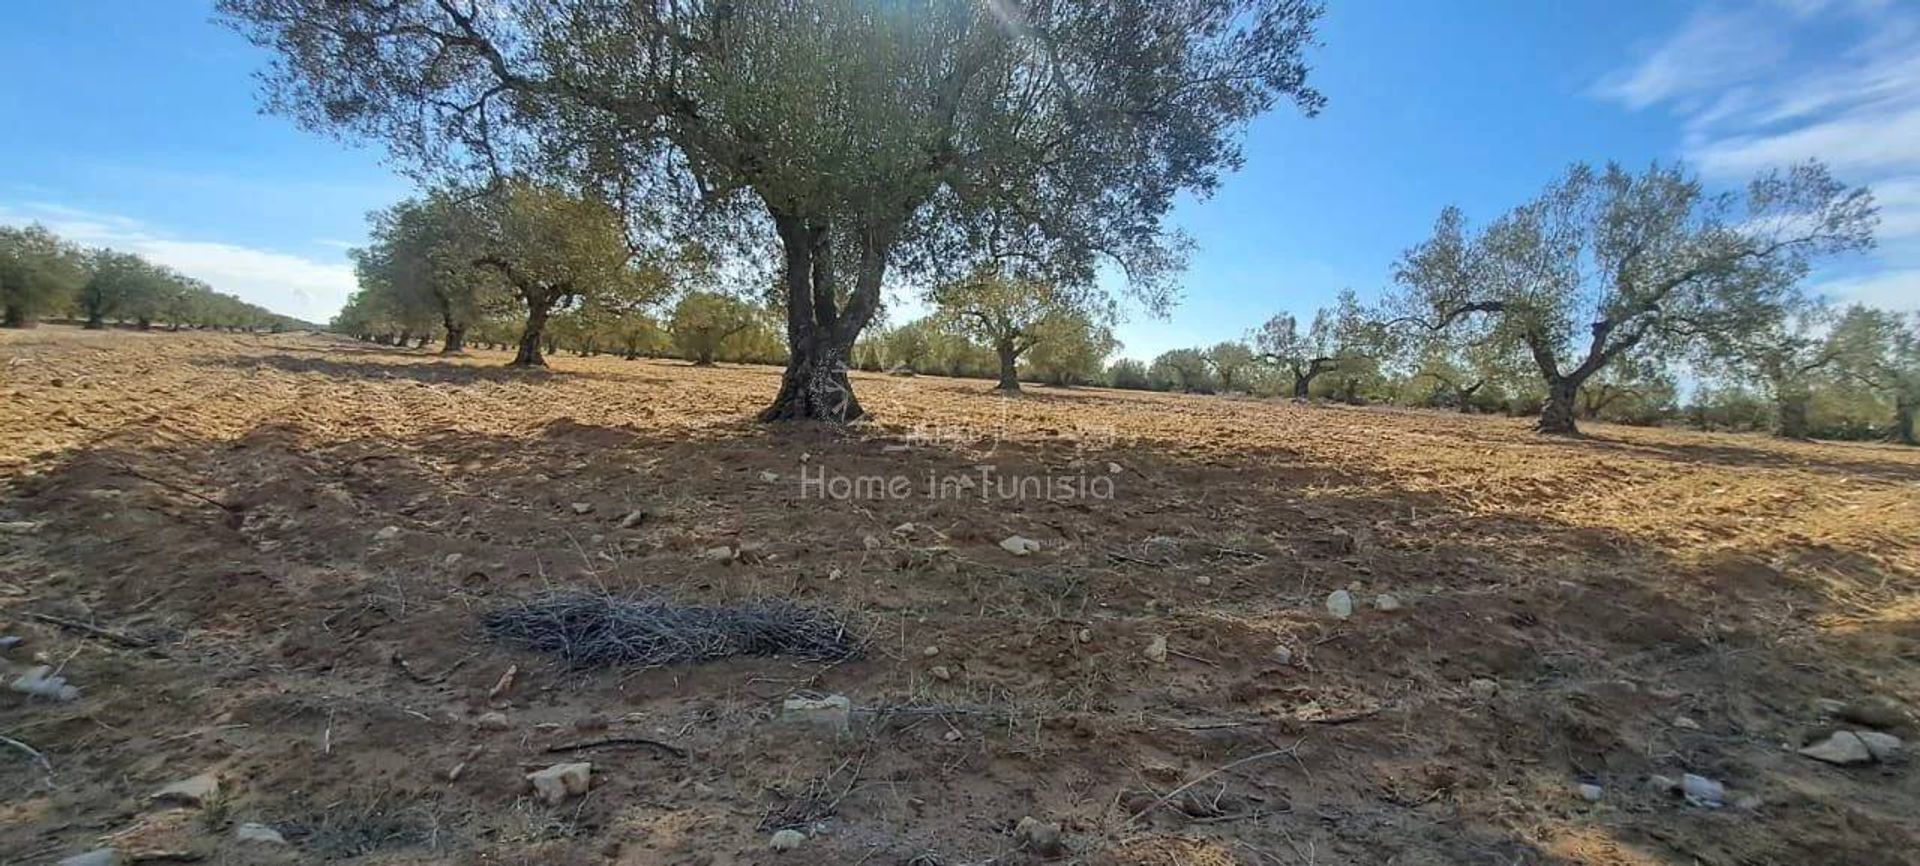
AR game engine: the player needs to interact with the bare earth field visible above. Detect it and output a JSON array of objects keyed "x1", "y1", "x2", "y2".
[{"x1": 2, "y1": 327, "x2": 1918, "y2": 866}]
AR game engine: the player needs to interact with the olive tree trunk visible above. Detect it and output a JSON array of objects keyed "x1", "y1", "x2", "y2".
[
  {"x1": 1538, "y1": 377, "x2": 1580, "y2": 435},
  {"x1": 995, "y1": 341, "x2": 1021, "y2": 391},
  {"x1": 511, "y1": 303, "x2": 550, "y2": 367}
]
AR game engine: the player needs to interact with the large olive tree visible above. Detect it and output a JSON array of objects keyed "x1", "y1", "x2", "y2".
[
  {"x1": 1391, "y1": 161, "x2": 1876, "y2": 435},
  {"x1": 221, "y1": 0, "x2": 1324, "y2": 421}
]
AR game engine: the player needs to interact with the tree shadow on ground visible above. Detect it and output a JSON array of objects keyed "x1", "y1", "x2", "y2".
[
  {"x1": 1569, "y1": 430, "x2": 1920, "y2": 484},
  {"x1": 2, "y1": 412, "x2": 1915, "y2": 866},
  {"x1": 196, "y1": 351, "x2": 674, "y2": 387}
]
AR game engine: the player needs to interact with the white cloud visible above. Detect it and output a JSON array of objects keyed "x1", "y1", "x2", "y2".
[
  {"x1": 0, "y1": 202, "x2": 354, "y2": 324},
  {"x1": 1597, "y1": 2, "x2": 1920, "y2": 310},
  {"x1": 1811, "y1": 269, "x2": 1920, "y2": 311}
]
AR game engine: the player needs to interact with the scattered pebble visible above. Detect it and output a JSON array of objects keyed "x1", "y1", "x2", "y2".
[
  {"x1": 1014, "y1": 816, "x2": 1066, "y2": 856},
  {"x1": 1673, "y1": 715, "x2": 1701, "y2": 731},
  {"x1": 1107, "y1": 462, "x2": 1123, "y2": 474},
  {"x1": 1325, "y1": 590, "x2": 1354, "y2": 620},
  {"x1": 0, "y1": 635, "x2": 22, "y2": 651},
  {"x1": 1373, "y1": 593, "x2": 1402, "y2": 612},
  {"x1": 1468, "y1": 678, "x2": 1499, "y2": 700},
  {"x1": 1273, "y1": 645, "x2": 1294, "y2": 665},
  {"x1": 703, "y1": 545, "x2": 735, "y2": 562},
  {"x1": 56, "y1": 850, "x2": 120, "y2": 866},
  {"x1": 1812, "y1": 697, "x2": 1848, "y2": 716},
  {"x1": 999, "y1": 535, "x2": 1041, "y2": 556},
  {"x1": 769, "y1": 829, "x2": 806, "y2": 851},
  {"x1": 374, "y1": 525, "x2": 401, "y2": 541},
  {"x1": 1143, "y1": 635, "x2": 1169, "y2": 664},
  {"x1": 1858, "y1": 730, "x2": 1904, "y2": 761},
  {"x1": 150, "y1": 772, "x2": 221, "y2": 808},
  {"x1": 1194, "y1": 575, "x2": 1213, "y2": 587},
  {"x1": 1799, "y1": 731, "x2": 1878, "y2": 766},
  {"x1": 1576, "y1": 782, "x2": 1603, "y2": 802},
  {"x1": 1840, "y1": 697, "x2": 1910, "y2": 731},
  {"x1": 442, "y1": 553, "x2": 463, "y2": 567},
  {"x1": 619, "y1": 509, "x2": 648, "y2": 528},
  {"x1": 1076, "y1": 628, "x2": 1093, "y2": 644},
  {"x1": 759, "y1": 470, "x2": 781, "y2": 482},
  {"x1": 922, "y1": 645, "x2": 940, "y2": 657},
  {"x1": 9, "y1": 665, "x2": 78, "y2": 701},
  {"x1": 569, "y1": 502, "x2": 594, "y2": 514},
  {"x1": 930, "y1": 665, "x2": 952, "y2": 681},
  {"x1": 1681, "y1": 773, "x2": 1725, "y2": 808},
  {"x1": 234, "y1": 823, "x2": 287, "y2": 845},
  {"x1": 526, "y1": 762, "x2": 592, "y2": 805},
  {"x1": 1734, "y1": 794, "x2": 1764, "y2": 811}
]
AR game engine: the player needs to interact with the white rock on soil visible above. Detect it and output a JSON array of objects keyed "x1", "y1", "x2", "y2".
[
  {"x1": 922, "y1": 645, "x2": 940, "y2": 657},
  {"x1": 57, "y1": 850, "x2": 120, "y2": 866},
  {"x1": 1014, "y1": 816, "x2": 1065, "y2": 856},
  {"x1": 374, "y1": 525, "x2": 401, "y2": 541},
  {"x1": 234, "y1": 823, "x2": 287, "y2": 845},
  {"x1": 703, "y1": 545, "x2": 735, "y2": 561},
  {"x1": 476, "y1": 711, "x2": 511, "y2": 731},
  {"x1": 1194, "y1": 575, "x2": 1213, "y2": 587},
  {"x1": 1468, "y1": 678, "x2": 1499, "y2": 700},
  {"x1": 1273, "y1": 645, "x2": 1294, "y2": 665},
  {"x1": 1076, "y1": 628, "x2": 1093, "y2": 644},
  {"x1": 929, "y1": 665, "x2": 952, "y2": 682},
  {"x1": 781, "y1": 694, "x2": 852, "y2": 734},
  {"x1": 999, "y1": 535, "x2": 1041, "y2": 556},
  {"x1": 619, "y1": 509, "x2": 647, "y2": 528},
  {"x1": 1373, "y1": 593, "x2": 1402, "y2": 611},
  {"x1": 1576, "y1": 782, "x2": 1603, "y2": 802},
  {"x1": 526, "y1": 762, "x2": 592, "y2": 806},
  {"x1": 759, "y1": 470, "x2": 781, "y2": 482},
  {"x1": 1681, "y1": 773, "x2": 1725, "y2": 807},
  {"x1": 569, "y1": 502, "x2": 594, "y2": 514},
  {"x1": 1107, "y1": 462, "x2": 1123, "y2": 474},
  {"x1": 1325, "y1": 590, "x2": 1354, "y2": 619},
  {"x1": 1856, "y1": 730, "x2": 1903, "y2": 761},
  {"x1": 150, "y1": 772, "x2": 221, "y2": 808},
  {"x1": 9, "y1": 665, "x2": 79, "y2": 701},
  {"x1": 1800, "y1": 731, "x2": 1875, "y2": 765},
  {"x1": 1673, "y1": 715, "x2": 1701, "y2": 731},
  {"x1": 1143, "y1": 635, "x2": 1169, "y2": 664},
  {"x1": 769, "y1": 829, "x2": 806, "y2": 851}
]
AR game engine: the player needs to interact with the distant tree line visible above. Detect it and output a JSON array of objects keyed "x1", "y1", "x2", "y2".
[{"x1": 0, "y1": 223, "x2": 303, "y2": 332}]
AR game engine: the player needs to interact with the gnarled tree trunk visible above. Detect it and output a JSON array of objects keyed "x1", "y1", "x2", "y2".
[
  {"x1": 1896, "y1": 396, "x2": 1917, "y2": 446},
  {"x1": 1538, "y1": 377, "x2": 1579, "y2": 435},
  {"x1": 441, "y1": 325, "x2": 466, "y2": 354},
  {"x1": 758, "y1": 211, "x2": 887, "y2": 423},
  {"x1": 511, "y1": 303, "x2": 550, "y2": 367},
  {"x1": 995, "y1": 340, "x2": 1021, "y2": 391}
]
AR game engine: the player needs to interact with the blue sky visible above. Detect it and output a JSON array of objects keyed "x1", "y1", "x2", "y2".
[{"x1": 2, "y1": 1, "x2": 1914, "y2": 357}]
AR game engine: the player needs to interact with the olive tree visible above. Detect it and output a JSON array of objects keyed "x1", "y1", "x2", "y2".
[
  {"x1": 670, "y1": 291, "x2": 760, "y2": 366},
  {"x1": 1829, "y1": 305, "x2": 1919, "y2": 445},
  {"x1": 1, "y1": 224, "x2": 86, "y2": 328},
  {"x1": 932, "y1": 267, "x2": 1111, "y2": 391},
  {"x1": 469, "y1": 181, "x2": 639, "y2": 367},
  {"x1": 1392, "y1": 161, "x2": 1876, "y2": 435},
  {"x1": 221, "y1": 0, "x2": 1325, "y2": 421},
  {"x1": 1252, "y1": 290, "x2": 1374, "y2": 398}
]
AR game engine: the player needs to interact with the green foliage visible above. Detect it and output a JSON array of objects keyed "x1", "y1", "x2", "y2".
[
  {"x1": 1106, "y1": 358, "x2": 1152, "y2": 390},
  {"x1": 1149, "y1": 348, "x2": 1214, "y2": 393},
  {"x1": 670, "y1": 292, "x2": 764, "y2": 365},
  {"x1": 1, "y1": 224, "x2": 87, "y2": 327},
  {"x1": 1025, "y1": 312, "x2": 1118, "y2": 387}
]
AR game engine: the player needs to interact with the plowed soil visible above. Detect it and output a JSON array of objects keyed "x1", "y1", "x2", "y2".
[{"x1": 2, "y1": 327, "x2": 1917, "y2": 865}]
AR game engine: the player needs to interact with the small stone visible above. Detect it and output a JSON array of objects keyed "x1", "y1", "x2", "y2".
[
  {"x1": 0, "y1": 521, "x2": 42, "y2": 534},
  {"x1": 781, "y1": 694, "x2": 852, "y2": 734},
  {"x1": 1812, "y1": 698, "x2": 1848, "y2": 716},
  {"x1": 1576, "y1": 782, "x2": 1603, "y2": 802},
  {"x1": 0, "y1": 635, "x2": 20, "y2": 652},
  {"x1": 943, "y1": 728, "x2": 962, "y2": 742},
  {"x1": 1734, "y1": 794, "x2": 1764, "y2": 811},
  {"x1": 476, "y1": 711, "x2": 511, "y2": 731},
  {"x1": 1273, "y1": 645, "x2": 1293, "y2": 665},
  {"x1": 1373, "y1": 593, "x2": 1402, "y2": 612},
  {"x1": 769, "y1": 829, "x2": 806, "y2": 851},
  {"x1": 703, "y1": 545, "x2": 735, "y2": 562},
  {"x1": 1800, "y1": 731, "x2": 1875, "y2": 765},
  {"x1": 526, "y1": 762, "x2": 592, "y2": 805},
  {"x1": 759, "y1": 470, "x2": 781, "y2": 482},
  {"x1": 151, "y1": 772, "x2": 221, "y2": 808},
  {"x1": 1325, "y1": 590, "x2": 1354, "y2": 619},
  {"x1": 1841, "y1": 697, "x2": 1910, "y2": 731},
  {"x1": 1014, "y1": 816, "x2": 1066, "y2": 856},
  {"x1": 1681, "y1": 773, "x2": 1724, "y2": 807},
  {"x1": 234, "y1": 823, "x2": 287, "y2": 845},
  {"x1": 1673, "y1": 715, "x2": 1701, "y2": 731},
  {"x1": 1194, "y1": 575, "x2": 1213, "y2": 587},
  {"x1": 442, "y1": 553, "x2": 463, "y2": 567},
  {"x1": 999, "y1": 535, "x2": 1041, "y2": 556},
  {"x1": 1143, "y1": 635, "x2": 1169, "y2": 664},
  {"x1": 1468, "y1": 678, "x2": 1499, "y2": 700},
  {"x1": 619, "y1": 509, "x2": 648, "y2": 528},
  {"x1": 1107, "y1": 462, "x2": 1123, "y2": 474},
  {"x1": 1856, "y1": 730, "x2": 1903, "y2": 761},
  {"x1": 570, "y1": 502, "x2": 594, "y2": 514},
  {"x1": 57, "y1": 850, "x2": 120, "y2": 866},
  {"x1": 1648, "y1": 774, "x2": 1678, "y2": 794},
  {"x1": 9, "y1": 665, "x2": 79, "y2": 701},
  {"x1": 922, "y1": 645, "x2": 940, "y2": 657},
  {"x1": 374, "y1": 525, "x2": 401, "y2": 541},
  {"x1": 1076, "y1": 628, "x2": 1092, "y2": 644},
  {"x1": 929, "y1": 665, "x2": 952, "y2": 682}
]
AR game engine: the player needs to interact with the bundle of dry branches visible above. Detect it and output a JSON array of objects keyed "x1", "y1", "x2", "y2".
[{"x1": 480, "y1": 593, "x2": 861, "y2": 669}]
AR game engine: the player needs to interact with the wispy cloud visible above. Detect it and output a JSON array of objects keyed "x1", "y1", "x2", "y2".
[
  {"x1": 0, "y1": 202, "x2": 354, "y2": 324},
  {"x1": 1596, "y1": 0, "x2": 1920, "y2": 310}
]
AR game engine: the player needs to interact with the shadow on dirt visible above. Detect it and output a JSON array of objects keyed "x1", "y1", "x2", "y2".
[
  {"x1": 197, "y1": 350, "x2": 676, "y2": 387},
  {"x1": 3, "y1": 411, "x2": 1915, "y2": 866}
]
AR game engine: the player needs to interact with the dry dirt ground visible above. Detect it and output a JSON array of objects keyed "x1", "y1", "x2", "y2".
[{"x1": 2, "y1": 327, "x2": 1918, "y2": 866}]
